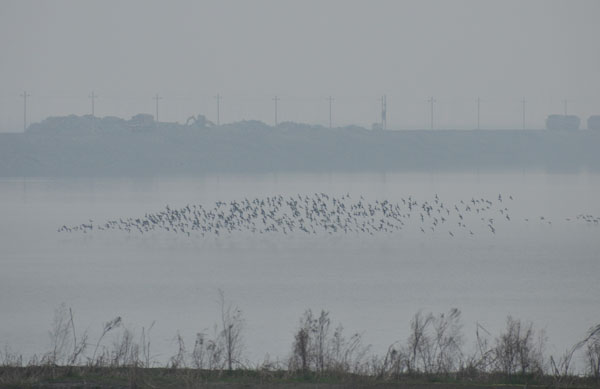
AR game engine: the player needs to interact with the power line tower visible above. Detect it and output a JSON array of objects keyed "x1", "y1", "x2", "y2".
[
  {"x1": 89, "y1": 91, "x2": 97, "y2": 117},
  {"x1": 562, "y1": 98, "x2": 568, "y2": 116},
  {"x1": 153, "y1": 94, "x2": 162, "y2": 122},
  {"x1": 428, "y1": 97, "x2": 436, "y2": 129},
  {"x1": 476, "y1": 97, "x2": 481, "y2": 129},
  {"x1": 20, "y1": 91, "x2": 30, "y2": 131},
  {"x1": 381, "y1": 95, "x2": 387, "y2": 130},
  {"x1": 522, "y1": 98, "x2": 526, "y2": 130},
  {"x1": 214, "y1": 94, "x2": 222, "y2": 126},
  {"x1": 273, "y1": 96, "x2": 280, "y2": 127},
  {"x1": 328, "y1": 96, "x2": 334, "y2": 128}
]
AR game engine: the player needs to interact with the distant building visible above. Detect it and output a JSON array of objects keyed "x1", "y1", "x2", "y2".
[
  {"x1": 588, "y1": 115, "x2": 600, "y2": 130},
  {"x1": 545, "y1": 115, "x2": 580, "y2": 131}
]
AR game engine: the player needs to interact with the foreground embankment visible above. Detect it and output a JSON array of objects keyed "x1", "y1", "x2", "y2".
[
  {"x1": 2, "y1": 304, "x2": 599, "y2": 389},
  {"x1": 0, "y1": 367, "x2": 597, "y2": 389}
]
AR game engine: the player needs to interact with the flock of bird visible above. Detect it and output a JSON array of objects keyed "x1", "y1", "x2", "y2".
[
  {"x1": 57, "y1": 192, "x2": 598, "y2": 238},
  {"x1": 574, "y1": 214, "x2": 600, "y2": 224}
]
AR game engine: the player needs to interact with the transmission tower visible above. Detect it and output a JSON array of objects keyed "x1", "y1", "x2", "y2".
[
  {"x1": 522, "y1": 98, "x2": 526, "y2": 130},
  {"x1": 476, "y1": 97, "x2": 481, "y2": 129},
  {"x1": 89, "y1": 91, "x2": 97, "y2": 117},
  {"x1": 428, "y1": 97, "x2": 436, "y2": 129},
  {"x1": 273, "y1": 96, "x2": 280, "y2": 127},
  {"x1": 381, "y1": 95, "x2": 387, "y2": 130},
  {"x1": 328, "y1": 96, "x2": 334, "y2": 128},
  {"x1": 214, "y1": 94, "x2": 222, "y2": 126},
  {"x1": 20, "y1": 91, "x2": 30, "y2": 131},
  {"x1": 153, "y1": 94, "x2": 162, "y2": 122}
]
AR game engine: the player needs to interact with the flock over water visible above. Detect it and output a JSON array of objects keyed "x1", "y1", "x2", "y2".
[{"x1": 58, "y1": 193, "x2": 600, "y2": 238}]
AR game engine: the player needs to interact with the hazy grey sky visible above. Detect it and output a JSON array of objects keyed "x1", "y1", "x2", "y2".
[{"x1": 1, "y1": 0, "x2": 599, "y2": 130}]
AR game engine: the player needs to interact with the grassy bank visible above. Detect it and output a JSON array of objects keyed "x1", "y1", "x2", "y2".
[
  {"x1": 2, "y1": 301, "x2": 599, "y2": 388},
  {"x1": 0, "y1": 366, "x2": 597, "y2": 389}
]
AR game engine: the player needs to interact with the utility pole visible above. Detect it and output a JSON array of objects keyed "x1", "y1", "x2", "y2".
[
  {"x1": 428, "y1": 97, "x2": 436, "y2": 129},
  {"x1": 381, "y1": 95, "x2": 387, "y2": 130},
  {"x1": 214, "y1": 94, "x2": 222, "y2": 126},
  {"x1": 20, "y1": 91, "x2": 30, "y2": 131},
  {"x1": 89, "y1": 91, "x2": 97, "y2": 117},
  {"x1": 273, "y1": 96, "x2": 279, "y2": 127},
  {"x1": 328, "y1": 96, "x2": 334, "y2": 128},
  {"x1": 153, "y1": 94, "x2": 162, "y2": 122},
  {"x1": 522, "y1": 98, "x2": 526, "y2": 130},
  {"x1": 476, "y1": 97, "x2": 481, "y2": 129}
]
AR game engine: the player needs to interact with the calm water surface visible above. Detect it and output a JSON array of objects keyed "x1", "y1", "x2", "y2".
[{"x1": 1, "y1": 172, "x2": 599, "y2": 368}]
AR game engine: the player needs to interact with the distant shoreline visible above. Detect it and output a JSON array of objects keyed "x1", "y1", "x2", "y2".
[{"x1": 1, "y1": 115, "x2": 598, "y2": 177}]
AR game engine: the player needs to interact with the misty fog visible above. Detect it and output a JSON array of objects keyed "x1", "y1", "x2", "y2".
[
  {"x1": 1, "y1": 1, "x2": 599, "y2": 131},
  {"x1": 1, "y1": 1, "x2": 599, "y2": 385}
]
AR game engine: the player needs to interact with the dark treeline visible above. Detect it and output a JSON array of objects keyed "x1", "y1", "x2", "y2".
[
  {"x1": 2, "y1": 297, "x2": 599, "y2": 388},
  {"x1": 1, "y1": 114, "x2": 600, "y2": 177}
]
